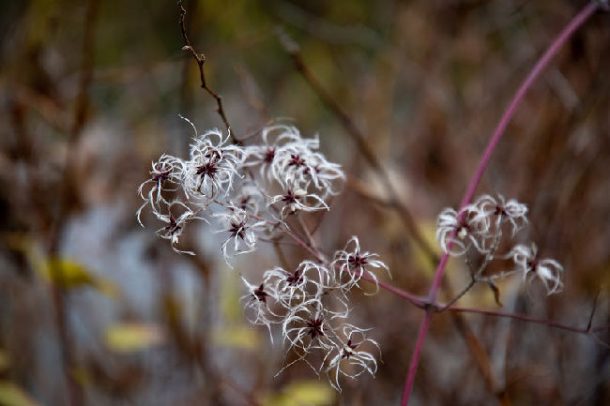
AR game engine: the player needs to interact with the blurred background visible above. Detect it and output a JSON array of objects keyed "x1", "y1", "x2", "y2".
[{"x1": 0, "y1": 0, "x2": 609, "y2": 404}]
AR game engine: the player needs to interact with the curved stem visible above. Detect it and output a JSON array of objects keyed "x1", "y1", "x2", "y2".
[
  {"x1": 438, "y1": 277, "x2": 477, "y2": 312},
  {"x1": 401, "y1": 3, "x2": 599, "y2": 404}
]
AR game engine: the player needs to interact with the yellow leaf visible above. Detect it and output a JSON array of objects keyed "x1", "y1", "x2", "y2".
[
  {"x1": 261, "y1": 380, "x2": 334, "y2": 406},
  {"x1": 0, "y1": 381, "x2": 39, "y2": 406},
  {"x1": 71, "y1": 367, "x2": 91, "y2": 387},
  {"x1": 37, "y1": 258, "x2": 119, "y2": 298},
  {"x1": 4, "y1": 234, "x2": 119, "y2": 297},
  {"x1": 411, "y1": 220, "x2": 442, "y2": 276},
  {"x1": 212, "y1": 326, "x2": 260, "y2": 351},
  {"x1": 105, "y1": 323, "x2": 164, "y2": 353},
  {"x1": 0, "y1": 350, "x2": 10, "y2": 372}
]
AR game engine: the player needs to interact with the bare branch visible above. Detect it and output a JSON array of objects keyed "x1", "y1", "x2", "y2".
[
  {"x1": 46, "y1": 0, "x2": 100, "y2": 404},
  {"x1": 178, "y1": 0, "x2": 236, "y2": 141},
  {"x1": 586, "y1": 289, "x2": 601, "y2": 332},
  {"x1": 277, "y1": 28, "x2": 439, "y2": 267}
]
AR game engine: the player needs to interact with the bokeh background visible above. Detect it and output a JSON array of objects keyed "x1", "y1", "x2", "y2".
[{"x1": 1, "y1": 0, "x2": 609, "y2": 405}]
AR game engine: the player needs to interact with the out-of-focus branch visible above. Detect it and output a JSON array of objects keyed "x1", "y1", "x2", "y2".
[
  {"x1": 12, "y1": 85, "x2": 70, "y2": 134},
  {"x1": 45, "y1": 0, "x2": 99, "y2": 405},
  {"x1": 452, "y1": 315, "x2": 505, "y2": 402},
  {"x1": 586, "y1": 290, "x2": 601, "y2": 332},
  {"x1": 178, "y1": 0, "x2": 235, "y2": 141},
  {"x1": 277, "y1": 30, "x2": 439, "y2": 267}
]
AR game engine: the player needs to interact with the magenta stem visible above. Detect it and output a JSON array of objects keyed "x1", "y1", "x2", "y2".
[
  {"x1": 401, "y1": 3, "x2": 599, "y2": 404},
  {"x1": 376, "y1": 279, "x2": 428, "y2": 307},
  {"x1": 447, "y1": 305, "x2": 589, "y2": 334},
  {"x1": 458, "y1": 1, "x2": 599, "y2": 210}
]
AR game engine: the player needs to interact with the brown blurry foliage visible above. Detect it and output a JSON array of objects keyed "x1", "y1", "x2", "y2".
[{"x1": 0, "y1": 0, "x2": 609, "y2": 405}]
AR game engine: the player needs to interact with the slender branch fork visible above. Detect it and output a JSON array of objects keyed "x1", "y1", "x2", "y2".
[
  {"x1": 177, "y1": 0, "x2": 236, "y2": 141},
  {"x1": 401, "y1": 3, "x2": 601, "y2": 404}
]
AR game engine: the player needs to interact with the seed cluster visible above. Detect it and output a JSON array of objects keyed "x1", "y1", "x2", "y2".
[{"x1": 137, "y1": 120, "x2": 387, "y2": 389}]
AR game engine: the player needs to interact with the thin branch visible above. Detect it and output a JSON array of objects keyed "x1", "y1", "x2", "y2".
[
  {"x1": 438, "y1": 277, "x2": 477, "y2": 312},
  {"x1": 178, "y1": 0, "x2": 235, "y2": 141},
  {"x1": 586, "y1": 289, "x2": 601, "y2": 332},
  {"x1": 277, "y1": 29, "x2": 439, "y2": 267},
  {"x1": 346, "y1": 176, "x2": 395, "y2": 208},
  {"x1": 46, "y1": 1, "x2": 99, "y2": 404},
  {"x1": 371, "y1": 276, "x2": 609, "y2": 337},
  {"x1": 445, "y1": 305, "x2": 594, "y2": 335},
  {"x1": 375, "y1": 279, "x2": 428, "y2": 309},
  {"x1": 448, "y1": 311, "x2": 501, "y2": 397}
]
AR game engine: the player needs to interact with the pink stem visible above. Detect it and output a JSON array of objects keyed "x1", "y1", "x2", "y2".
[
  {"x1": 401, "y1": 3, "x2": 599, "y2": 404},
  {"x1": 447, "y1": 305, "x2": 589, "y2": 334},
  {"x1": 376, "y1": 279, "x2": 428, "y2": 307},
  {"x1": 371, "y1": 275, "x2": 597, "y2": 334}
]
